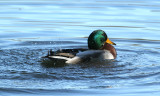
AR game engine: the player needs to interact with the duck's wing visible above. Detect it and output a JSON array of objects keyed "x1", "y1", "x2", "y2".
[{"x1": 43, "y1": 48, "x2": 88, "y2": 61}]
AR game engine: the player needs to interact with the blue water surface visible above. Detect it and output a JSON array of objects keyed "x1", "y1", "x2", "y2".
[{"x1": 0, "y1": 0, "x2": 160, "y2": 96}]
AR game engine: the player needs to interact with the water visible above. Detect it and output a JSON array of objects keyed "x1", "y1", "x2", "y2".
[{"x1": 0, "y1": 0, "x2": 160, "y2": 96}]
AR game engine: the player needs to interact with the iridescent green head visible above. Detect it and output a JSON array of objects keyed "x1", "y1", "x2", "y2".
[{"x1": 88, "y1": 30, "x2": 116, "y2": 49}]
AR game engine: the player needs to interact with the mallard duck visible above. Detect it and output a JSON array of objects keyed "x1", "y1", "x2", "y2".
[{"x1": 43, "y1": 30, "x2": 117, "y2": 64}]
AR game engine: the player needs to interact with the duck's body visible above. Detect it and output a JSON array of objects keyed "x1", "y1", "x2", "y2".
[{"x1": 43, "y1": 30, "x2": 117, "y2": 64}]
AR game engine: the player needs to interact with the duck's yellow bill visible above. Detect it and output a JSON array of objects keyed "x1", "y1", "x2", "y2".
[{"x1": 106, "y1": 38, "x2": 116, "y2": 45}]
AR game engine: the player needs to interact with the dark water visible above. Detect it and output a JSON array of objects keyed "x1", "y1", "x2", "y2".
[{"x1": 0, "y1": 0, "x2": 160, "y2": 96}]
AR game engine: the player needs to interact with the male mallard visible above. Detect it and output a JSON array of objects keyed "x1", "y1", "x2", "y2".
[{"x1": 44, "y1": 30, "x2": 117, "y2": 64}]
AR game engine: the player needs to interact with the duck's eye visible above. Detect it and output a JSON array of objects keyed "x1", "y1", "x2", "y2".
[{"x1": 100, "y1": 38, "x2": 105, "y2": 42}]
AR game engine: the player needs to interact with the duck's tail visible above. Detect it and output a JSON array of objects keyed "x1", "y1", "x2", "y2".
[
  {"x1": 42, "y1": 49, "x2": 87, "y2": 64},
  {"x1": 42, "y1": 49, "x2": 71, "y2": 61}
]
